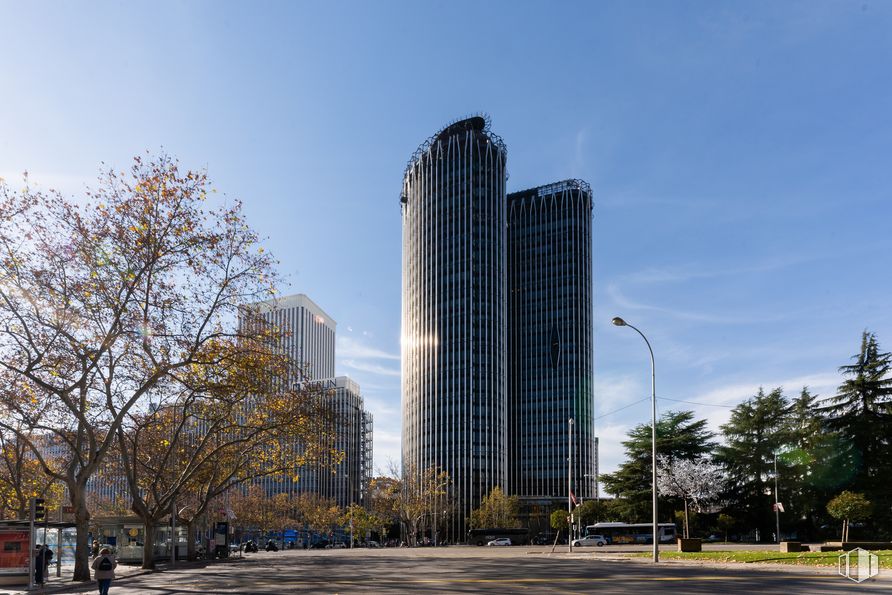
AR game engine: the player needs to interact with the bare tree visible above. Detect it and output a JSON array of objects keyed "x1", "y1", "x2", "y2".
[{"x1": 657, "y1": 455, "x2": 725, "y2": 538}]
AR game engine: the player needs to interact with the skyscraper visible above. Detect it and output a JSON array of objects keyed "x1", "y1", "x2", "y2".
[
  {"x1": 507, "y1": 180, "x2": 595, "y2": 514},
  {"x1": 400, "y1": 117, "x2": 596, "y2": 542},
  {"x1": 401, "y1": 116, "x2": 508, "y2": 541},
  {"x1": 249, "y1": 293, "x2": 336, "y2": 382},
  {"x1": 245, "y1": 293, "x2": 372, "y2": 508}
]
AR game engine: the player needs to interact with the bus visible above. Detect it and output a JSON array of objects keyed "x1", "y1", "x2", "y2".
[
  {"x1": 467, "y1": 528, "x2": 530, "y2": 546},
  {"x1": 584, "y1": 522, "x2": 676, "y2": 545}
]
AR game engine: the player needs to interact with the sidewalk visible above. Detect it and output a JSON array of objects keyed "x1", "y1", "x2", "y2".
[{"x1": 1, "y1": 555, "x2": 246, "y2": 595}]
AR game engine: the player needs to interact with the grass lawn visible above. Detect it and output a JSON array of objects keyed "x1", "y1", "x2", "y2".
[{"x1": 630, "y1": 550, "x2": 892, "y2": 567}]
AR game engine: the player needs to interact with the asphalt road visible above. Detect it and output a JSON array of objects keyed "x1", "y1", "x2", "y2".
[{"x1": 41, "y1": 546, "x2": 891, "y2": 594}]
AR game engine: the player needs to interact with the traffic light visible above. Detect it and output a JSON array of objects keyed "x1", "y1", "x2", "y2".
[{"x1": 32, "y1": 497, "x2": 45, "y2": 521}]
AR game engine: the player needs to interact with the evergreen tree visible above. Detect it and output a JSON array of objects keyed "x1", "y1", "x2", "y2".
[
  {"x1": 716, "y1": 387, "x2": 790, "y2": 540},
  {"x1": 783, "y1": 387, "x2": 830, "y2": 539},
  {"x1": 601, "y1": 410, "x2": 715, "y2": 523},
  {"x1": 820, "y1": 331, "x2": 892, "y2": 535}
]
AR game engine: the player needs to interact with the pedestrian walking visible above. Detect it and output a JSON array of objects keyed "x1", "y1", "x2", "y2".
[
  {"x1": 34, "y1": 545, "x2": 47, "y2": 584},
  {"x1": 43, "y1": 545, "x2": 54, "y2": 577},
  {"x1": 91, "y1": 547, "x2": 117, "y2": 595}
]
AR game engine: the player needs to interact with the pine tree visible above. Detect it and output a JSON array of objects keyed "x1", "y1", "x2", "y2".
[
  {"x1": 601, "y1": 410, "x2": 715, "y2": 523},
  {"x1": 820, "y1": 331, "x2": 892, "y2": 535},
  {"x1": 716, "y1": 387, "x2": 790, "y2": 540},
  {"x1": 784, "y1": 387, "x2": 833, "y2": 539}
]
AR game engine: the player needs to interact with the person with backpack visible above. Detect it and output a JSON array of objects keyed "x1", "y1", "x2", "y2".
[
  {"x1": 43, "y1": 545, "x2": 53, "y2": 578},
  {"x1": 90, "y1": 547, "x2": 117, "y2": 595},
  {"x1": 34, "y1": 545, "x2": 47, "y2": 584}
]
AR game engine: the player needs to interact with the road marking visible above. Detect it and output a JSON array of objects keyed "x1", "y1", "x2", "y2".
[{"x1": 242, "y1": 574, "x2": 840, "y2": 586}]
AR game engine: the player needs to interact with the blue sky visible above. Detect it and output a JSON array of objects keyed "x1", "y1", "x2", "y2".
[{"x1": 2, "y1": 1, "x2": 891, "y2": 477}]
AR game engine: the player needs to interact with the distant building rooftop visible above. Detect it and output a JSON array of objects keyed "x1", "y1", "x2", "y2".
[{"x1": 246, "y1": 293, "x2": 337, "y2": 329}]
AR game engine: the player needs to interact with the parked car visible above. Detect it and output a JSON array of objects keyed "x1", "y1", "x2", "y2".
[
  {"x1": 572, "y1": 535, "x2": 607, "y2": 547},
  {"x1": 487, "y1": 538, "x2": 512, "y2": 547}
]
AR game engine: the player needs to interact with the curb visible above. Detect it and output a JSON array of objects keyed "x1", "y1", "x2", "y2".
[{"x1": 4, "y1": 556, "x2": 248, "y2": 595}]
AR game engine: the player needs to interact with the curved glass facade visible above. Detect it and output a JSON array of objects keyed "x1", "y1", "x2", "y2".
[
  {"x1": 507, "y1": 180, "x2": 595, "y2": 504},
  {"x1": 401, "y1": 116, "x2": 508, "y2": 542}
]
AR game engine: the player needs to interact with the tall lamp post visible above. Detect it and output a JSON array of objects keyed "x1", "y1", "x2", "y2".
[
  {"x1": 568, "y1": 418, "x2": 574, "y2": 553},
  {"x1": 774, "y1": 453, "x2": 781, "y2": 543},
  {"x1": 612, "y1": 316, "x2": 659, "y2": 563}
]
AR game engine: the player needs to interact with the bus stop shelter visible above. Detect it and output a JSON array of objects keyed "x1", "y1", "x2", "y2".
[{"x1": 0, "y1": 519, "x2": 77, "y2": 587}]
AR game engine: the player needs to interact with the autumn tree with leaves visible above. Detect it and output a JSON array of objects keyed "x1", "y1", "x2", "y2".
[
  {"x1": 468, "y1": 487, "x2": 521, "y2": 529},
  {"x1": 0, "y1": 155, "x2": 286, "y2": 580},
  {"x1": 0, "y1": 425, "x2": 63, "y2": 519},
  {"x1": 399, "y1": 463, "x2": 451, "y2": 546},
  {"x1": 115, "y1": 327, "x2": 339, "y2": 568},
  {"x1": 296, "y1": 493, "x2": 341, "y2": 539},
  {"x1": 368, "y1": 475, "x2": 401, "y2": 541}
]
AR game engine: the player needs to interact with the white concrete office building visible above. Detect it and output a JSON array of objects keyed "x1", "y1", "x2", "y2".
[{"x1": 248, "y1": 293, "x2": 337, "y2": 382}]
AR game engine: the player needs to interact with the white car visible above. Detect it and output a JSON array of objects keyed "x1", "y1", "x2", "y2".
[
  {"x1": 486, "y1": 537, "x2": 512, "y2": 546},
  {"x1": 572, "y1": 535, "x2": 607, "y2": 547}
]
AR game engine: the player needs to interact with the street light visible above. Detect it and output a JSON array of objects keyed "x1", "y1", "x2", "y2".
[
  {"x1": 612, "y1": 316, "x2": 659, "y2": 563},
  {"x1": 774, "y1": 453, "x2": 781, "y2": 544},
  {"x1": 568, "y1": 417, "x2": 574, "y2": 553}
]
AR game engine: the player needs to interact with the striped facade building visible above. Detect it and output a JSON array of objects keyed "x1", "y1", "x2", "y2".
[
  {"x1": 401, "y1": 116, "x2": 508, "y2": 541},
  {"x1": 507, "y1": 180, "x2": 596, "y2": 507},
  {"x1": 248, "y1": 293, "x2": 336, "y2": 382},
  {"x1": 245, "y1": 294, "x2": 373, "y2": 509},
  {"x1": 401, "y1": 117, "x2": 596, "y2": 542}
]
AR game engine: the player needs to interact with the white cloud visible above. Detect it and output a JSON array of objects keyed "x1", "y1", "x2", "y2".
[
  {"x1": 341, "y1": 359, "x2": 400, "y2": 377},
  {"x1": 593, "y1": 373, "x2": 645, "y2": 413},
  {"x1": 596, "y1": 422, "x2": 633, "y2": 479},
  {"x1": 363, "y1": 396, "x2": 399, "y2": 418},
  {"x1": 372, "y1": 428, "x2": 401, "y2": 475},
  {"x1": 605, "y1": 283, "x2": 761, "y2": 325},
  {"x1": 337, "y1": 336, "x2": 399, "y2": 360}
]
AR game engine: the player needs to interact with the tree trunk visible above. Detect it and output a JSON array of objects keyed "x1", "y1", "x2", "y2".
[
  {"x1": 683, "y1": 499, "x2": 690, "y2": 539},
  {"x1": 142, "y1": 519, "x2": 157, "y2": 570},
  {"x1": 71, "y1": 483, "x2": 92, "y2": 582},
  {"x1": 185, "y1": 521, "x2": 196, "y2": 560}
]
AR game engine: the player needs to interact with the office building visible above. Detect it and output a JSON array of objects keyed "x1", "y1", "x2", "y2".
[
  {"x1": 245, "y1": 293, "x2": 373, "y2": 508},
  {"x1": 248, "y1": 293, "x2": 336, "y2": 382},
  {"x1": 507, "y1": 180, "x2": 595, "y2": 508},
  {"x1": 400, "y1": 117, "x2": 596, "y2": 540},
  {"x1": 401, "y1": 116, "x2": 508, "y2": 541}
]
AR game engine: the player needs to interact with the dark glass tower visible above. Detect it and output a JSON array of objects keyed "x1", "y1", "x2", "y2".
[
  {"x1": 401, "y1": 116, "x2": 508, "y2": 542},
  {"x1": 507, "y1": 180, "x2": 595, "y2": 508}
]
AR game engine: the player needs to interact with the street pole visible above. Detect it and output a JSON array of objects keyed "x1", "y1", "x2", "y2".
[
  {"x1": 612, "y1": 317, "x2": 659, "y2": 563},
  {"x1": 774, "y1": 454, "x2": 781, "y2": 543},
  {"x1": 171, "y1": 498, "x2": 176, "y2": 567},
  {"x1": 28, "y1": 497, "x2": 34, "y2": 590},
  {"x1": 57, "y1": 503, "x2": 62, "y2": 577},
  {"x1": 568, "y1": 418, "x2": 574, "y2": 553}
]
